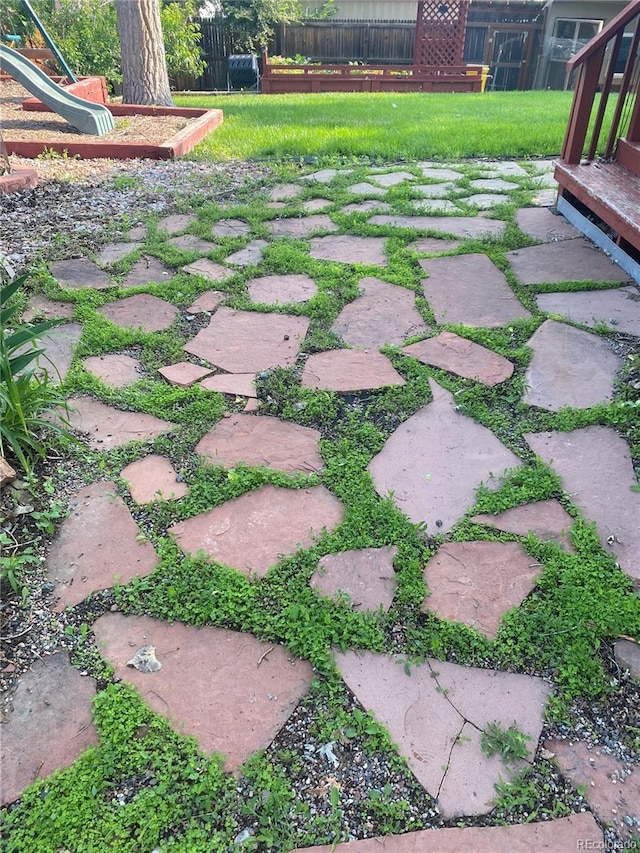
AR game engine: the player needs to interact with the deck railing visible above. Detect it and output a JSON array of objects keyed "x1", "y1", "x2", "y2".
[{"x1": 561, "y1": 0, "x2": 640, "y2": 165}]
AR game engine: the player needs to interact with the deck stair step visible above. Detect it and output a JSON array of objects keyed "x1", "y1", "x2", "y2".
[{"x1": 617, "y1": 140, "x2": 640, "y2": 177}]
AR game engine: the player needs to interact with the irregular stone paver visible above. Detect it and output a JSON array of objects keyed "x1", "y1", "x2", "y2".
[
  {"x1": 421, "y1": 254, "x2": 531, "y2": 327},
  {"x1": 332, "y1": 277, "x2": 428, "y2": 349},
  {"x1": 120, "y1": 455, "x2": 188, "y2": 504},
  {"x1": 98, "y1": 294, "x2": 178, "y2": 332},
  {"x1": 533, "y1": 188, "x2": 557, "y2": 207},
  {"x1": 128, "y1": 224, "x2": 147, "y2": 240},
  {"x1": 195, "y1": 413, "x2": 323, "y2": 473},
  {"x1": 182, "y1": 258, "x2": 236, "y2": 285},
  {"x1": 524, "y1": 320, "x2": 620, "y2": 411},
  {"x1": 188, "y1": 289, "x2": 227, "y2": 312},
  {"x1": 269, "y1": 183, "x2": 300, "y2": 201},
  {"x1": 471, "y1": 499, "x2": 575, "y2": 552},
  {"x1": 545, "y1": 739, "x2": 640, "y2": 842},
  {"x1": 422, "y1": 541, "x2": 542, "y2": 639},
  {"x1": 309, "y1": 235, "x2": 387, "y2": 265},
  {"x1": 294, "y1": 813, "x2": 603, "y2": 852},
  {"x1": 301, "y1": 350, "x2": 406, "y2": 392},
  {"x1": 169, "y1": 484, "x2": 344, "y2": 578},
  {"x1": 515, "y1": 208, "x2": 580, "y2": 242},
  {"x1": 0, "y1": 652, "x2": 98, "y2": 806},
  {"x1": 420, "y1": 167, "x2": 464, "y2": 181},
  {"x1": 168, "y1": 234, "x2": 216, "y2": 252},
  {"x1": 470, "y1": 178, "x2": 519, "y2": 192},
  {"x1": 49, "y1": 257, "x2": 112, "y2": 290},
  {"x1": 247, "y1": 273, "x2": 318, "y2": 305},
  {"x1": 157, "y1": 213, "x2": 196, "y2": 234},
  {"x1": 22, "y1": 293, "x2": 75, "y2": 322},
  {"x1": 368, "y1": 171, "x2": 416, "y2": 187},
  {"x1": 121, "y1": 256, "x2": 173, "y2": 288},
  {"x1": 64, "y1": 396, "x2": 174, "y2": 451},
  {"x1": 303, "y1": 198, "x2": 332, "y2": 212},
  {"x1": 368, "y1": 380, "x2": 521, "y2": 533},
  {"x1": 302, "y1": 168, "x2": 352, "y2": 183},
  {"x1": 46, "y1": 481, "x2": 159, "y2": 609},
  {"x1": 334, "y1": 650, "x2": 551, "y2": 818},
  {"x1": 97, "y1": 242, "x2": 141, "y2": 266},
  {"x1": 269, "y1": 214, "x2": 338, "y2": 238},
  {"x1": 341, "y1": 200, "x2": 391, "y2": 214},
  {"x1": 482, "y1": 161, "x2": 529, "y2": 177},
  {"x1": 184, "y1": 307, "x2": 309, "y2": 373},
  {"x1": 267, "y1": 201, "x2": 287, "y2": 210},
  {"x1": 413, "y1": 199, "x2": 460, "y2": 214},
  {"x1": 158, "y1": 361, "x2": 213, "y2": 387},
  {"x1": 413, "y1": 183, "x2": 454, "y2": 198},
  {"x1": 35, "y1": 323, "x2": 83, "y2": 384},
  {"x1": 614, "y1": 638, "x2": 640, "y2": 680},
  {"x1": 535, "y1": 286, "x2": 640, "y2": 336},
  {"x1": 466, "y1": 193, "x2": 510, "y2": 209},
  {"x1": 403, "y1": 331, "x2": 514, "y2": 386},
  {"x1": 200, "y1": 373, "x2": 257, "y2": 397},
  {"x1": 225, "y1": 240, "x2": 268, "y2": 267},
  {"x1": 311, "y1": 546, "x2": 398, "y2": 611},
  {"x1": 409, "y1": 236, "x2": 462, "y2": 253},
  {"x1": 211, "y1": 218, "x2": 251, "y2": 238},
  {"x1": 347, "y1": 182, "x2": 388, "y2": 197},
  {"x1": 525, "y1": 426, "x2": 640, "y2": 580},
  {"x1": 82, "y1": 353, "x2": 142, "y2": 388},
  {"x1": 507, "y1": 239, "x2": 631, "y2": 284},
  {"x1": 93, "y1": 613, "x2": 312, "y2": 773},
  {"x1": 369, "y1": 214, "x2": 506, "y2": 239}
]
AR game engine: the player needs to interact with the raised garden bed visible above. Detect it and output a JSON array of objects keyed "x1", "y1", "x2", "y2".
[{"x1": 261, "y1": 61, "x2": 488, "y2": 94}]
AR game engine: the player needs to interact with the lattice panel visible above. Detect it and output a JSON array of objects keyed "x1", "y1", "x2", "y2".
[{"x1": 414, "y1": 0, "x2": 470, "y2": 67}]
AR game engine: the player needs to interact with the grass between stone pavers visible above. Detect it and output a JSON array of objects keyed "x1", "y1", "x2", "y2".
[
  {"x1": 175, "y1": 90, "x2": 619, "y2": 162},
  {"x1": 2, "y1": 160, "x2": 639, "y2": 852}
]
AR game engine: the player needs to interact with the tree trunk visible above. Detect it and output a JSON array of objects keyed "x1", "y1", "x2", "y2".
[{"x1": 115, "y1": 0, "x2": 173, "y2": 106}]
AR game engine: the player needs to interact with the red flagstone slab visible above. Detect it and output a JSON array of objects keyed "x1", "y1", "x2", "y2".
[
  {"x1": 332, "y1": 277, "x2": 428, "y2": 349},
  {"x1": 98, "y1": 294, "x2": 178, "y2": 332},
  {"x1": 309, "y1": 235, "x2": 388, "y2": 265},
  {"x1": 121, "y1": 256, "x2": 173, "y2": 288},
  {"x1": 421, "y1": 254, "x2": 531, "y2": 327},
  {"x1": 294, "y1": 812, "x2": 603, "y2": 852},
  {"x1": 303, "y1": 198, "x2": 333, "y2": 212},
  {"x1": 157, "y1": 213, "x2": 196, "y2": 234},
  {"x1": 82, "y1": 353, "x2": 142, "y2": 388},
  {"x1": 334, "y1": 651, "x2": 551, "y2": 818},
  {"x1": 225, "y1": 240, "x2": 268, "y2": 267},
  {"x1": 369, "y1": 215, "x2": 506, "y2": 239},
  {"x1": 169, "y1": 484, "x2": 344, "y2": 578},
  {"x1": 168, "y1": 234, "x2": 216, "y2": 252},
  {"x1": 301, "y1": 350, "x2": 406, "y2": 392},
  {"x1": 472, "y1": 499, "x2": 575, "y2": 552},
  {"x1": 211, "y1": 218, "x2": 251, "y2": 238},
  {"x1": 614, "y1": 638, "x2": 640, "y2": 680},
  {"x1": 244, "y1": 398, "x2": 260, "y2": 413},
  {"x1": 200, "y1": 373, "x2": 257, "y2": 397},
  {"x1": 184, "y1": 307, "x2": 309, "y2": 373},
  {"x1": 403, "y1": 331, "x2": 513, "y2": 386},
  {"x1": 93, "y1": 613, "x2": 313, "y2": 773},
  {"x1": 49, "y1": 257, "x2": 113, "y2": 290},
  {"x1": 524, "y1": 320, "x2": 620, "y2": 411},
  {"x1": 0, "y1": 652, "x2": 98, "y2": 806},
  {"x1": 120, "y1": 455, "x2": 188, "y2": 504},
  {"x1": 247, "y1": 273, "x2": 318, "y2": 305},
  {"x1": 507, "y1": 239, "x2": 631, "y2": 284},
  {"x1": 524, "y1": 427, "x2": 640, "y2": 581},
  {"x1": 535, "y1": 286, "x2": 640, "y2": 336},
  {"x1": 182, "y1": 258, "x2": 236, "y2": 285},
  {"x1": 515, "y1": 208, "x2": 580, "y2": 242},
  {"x1": 97, "y1": 242, "x2": 142, "y2": 266},
  {"x1": 188, "y1": 289, "x2": 227, "y2": 312},
  {"x1": 311, "y1": 546, "x2": 398, "y2": 611},
  {"x1": 545, "y1": 739, "x2": 640, "y2": 842},
  {"x1": 22, "y1": 294, "x2": 75, "y2": 322},
  {"x1": 422, "y1": 541, "x2": 542, "y2": 639},
  {"x1": 196, "y1": 413, "x2": 322, "y2": 473},
  {"x1": 158, "y1": 361, "x2": 213, "y2": 387},
  {"x1": 64, "y1": 396, "x2": 174, "y2": 451},
  {"x1": 269, "y1": 214, "x2": 338, "y2": 238},
  {"x1": 409, "y1": 236, "x2": 462, "y2": 254},
  {"x1": 368, "y1": 380, "x2": 521, "y2": 534},
  {"x1": 35, "y1": 323, "x2": 83, "y2": 384},
  {"x1": 46, "y1": 481, "x2": 159, "y2": 610}
]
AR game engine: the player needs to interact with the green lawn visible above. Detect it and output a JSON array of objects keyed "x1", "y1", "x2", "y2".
[{"x1": 176, "y1": 90, "x2": 577, "y2": 161}]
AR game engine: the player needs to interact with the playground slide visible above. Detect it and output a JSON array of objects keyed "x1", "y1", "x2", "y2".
[{"x1": 0, "y1": 44, "x2": 115, "y2": 136}]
